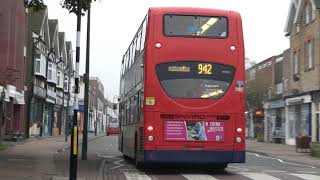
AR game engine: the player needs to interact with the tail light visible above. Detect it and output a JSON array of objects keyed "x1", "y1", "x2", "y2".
[{"x1": 147, "y1": 126, "x2": 154, "y2": 132}]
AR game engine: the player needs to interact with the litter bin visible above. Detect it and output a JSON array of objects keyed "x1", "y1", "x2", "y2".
[{"x1": 296, "y1": 136, "x2": 311, "y2": 152}]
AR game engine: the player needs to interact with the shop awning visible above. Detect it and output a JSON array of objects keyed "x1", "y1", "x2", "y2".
[
  {"x1": 0, "y1": 86, "x2": 10, "y2": 102},
  {"x1": 14, "y1": 91, "x2": 25, "y2": 105}
]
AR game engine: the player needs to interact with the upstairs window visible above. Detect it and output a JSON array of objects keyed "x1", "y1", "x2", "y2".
[
  {"x1": 305, "y1": 2, "x2": 314, "y2": 24},
  {"x1": 34, "y1": 52, "x2": 46, "y2": 77},
  {"x1": 249, "y1": 69, "x2": 255, "y2": 80},
  {"x1": 293, "y1": 51, "x2": 299, "y2": 75},
  {"x1": 164, "y1": 15, "x2": 228, "y2": 38},
  {"x1": 296, "y1": 24, "x2": 300, "y2": 33},
  {"x1": 305, "y1": 39, "x2": 314, "y2": 70}
]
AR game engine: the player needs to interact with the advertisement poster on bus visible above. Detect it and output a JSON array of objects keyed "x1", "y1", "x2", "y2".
[{"x1": 165, "y1": 120, "x2": 224, "y2": 141}]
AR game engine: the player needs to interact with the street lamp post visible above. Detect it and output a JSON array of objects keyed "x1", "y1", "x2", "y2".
[{"x1": 82, "y1": 0, "x2": 91, "y2": 160}]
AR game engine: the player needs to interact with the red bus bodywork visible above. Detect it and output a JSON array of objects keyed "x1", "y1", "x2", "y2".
[{"x1": 119, "y1": 7, "x2": 245, "y2": 165}]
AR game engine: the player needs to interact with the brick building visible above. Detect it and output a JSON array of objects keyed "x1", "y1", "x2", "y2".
[
  {"x1": 0, "y1": 0, "x2": 27, "y2": 140},
  {"x1": 246, "y1": 57, "x2": 274, "y2": 139},
  {"x1": 284, "y1": 0, "x2": 320, "y2": 145}
]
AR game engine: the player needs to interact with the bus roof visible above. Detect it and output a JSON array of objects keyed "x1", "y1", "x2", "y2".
[{"x1": 149, "y1": 7, "x2": 241, "y2": 19}]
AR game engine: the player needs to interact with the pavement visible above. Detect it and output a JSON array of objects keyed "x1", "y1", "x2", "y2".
[
  {"x1": 246, "y1": 138, "x2": 320, "y2": 168},
  {"x1": 0, "y1": 132, "x2": 106, "y2": 180}
]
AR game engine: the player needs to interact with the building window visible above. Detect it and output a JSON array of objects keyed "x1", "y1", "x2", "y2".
[
  {"x1": 276, "y1": 83, "x2": 283, "y2": 95},
  {"x1": 296, "y1": 24, "x2": 300, "y2": 33},
  {"x1": 48, "y1": 62, "x2": 57, "y2": 83},
  {"x1": 35, "y1": 78, "x2": 45, "y2": 88},
  {"x1": 283, "y1": 79, "x2": 289, "y2": 92},
  {"x1": 48, "y1": 85, "x2": 55, "y2": 91},
  {"x1": 293, "y1": 51, "x2": 299, "y2": 75},
  {"x1": 35, "y1": 60, "x2": 41, "y2": 73},
  {"x1": 305, "y1": 40, "x2": 314, "y2": 70},
  {"x1": 48, "y1": 69, "x2": 52, "y2": 80},
  {"x1": 268, "y1": 88, "x2": 272, "y2": 99},
  {"x1": 34, "y1": 52, "x2": 46, "y2": 77},
  {"x1": 306, "y1": 3, "x2": 311, "y2": 24},
  {"x1": 57, "y1": 72, "x2": 61, "y2": 86},
  {"x1": 249, "y1": 69, "x2": 255, "y2": 80},
  {"x1": 64, "y1": 76, "x2": 69, "y2": 91}
]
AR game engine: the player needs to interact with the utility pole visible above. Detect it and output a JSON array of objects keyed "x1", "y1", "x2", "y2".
[
  {"x1": 69, "y1": 0, "x2": 81, "y2": 179},
  {"x1": 65, "y1": 65, "x2": 72, "y2": 142},
  {"x1": 82, "y1": 0, "x2": 91, "y2": 160}
]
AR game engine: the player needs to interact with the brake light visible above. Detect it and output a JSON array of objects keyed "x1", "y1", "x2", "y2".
[
  {"x1": 147, "y1": 126, "x2": 154, "y2": 132},
  {"x1": 237, "y1": 128, "x2": 242, "y2": 133}
]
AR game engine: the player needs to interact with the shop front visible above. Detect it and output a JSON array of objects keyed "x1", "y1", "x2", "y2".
[
  {"x1": 42, "y1": 101, "x2": 53, "y2": 137},
  {"x1": 29, "y1": 85, "x2": 46, "y2": 137},
  {"x1": 311, "y1": 91, "x2": 320, "y2": 142},
  {"x1": 285, "y1": 95, "x2": 312, "y2": 145},
  {"x1": 264, "y1": 99, "x2": 285, "y2": 143}
]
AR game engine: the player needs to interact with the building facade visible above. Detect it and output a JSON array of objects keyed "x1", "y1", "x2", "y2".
[
  {"x1": 263, "y1": 50, "x2": 290, "y2": 143},
  {"x1": 0, "y1": 0, "x2": 27, "y2": 140},
  {"x1": 246, "y1": 57, "x2": 274, "y2": 140},
  {"x1": 26, "y1": 6, "x2": 74, "y2": 137},
  {"x1": 284, "y1": 0, "x2": 320, "y2": 145},
  {"x1": 79, "y1": 77, "x2": 109, "y2": 134}
]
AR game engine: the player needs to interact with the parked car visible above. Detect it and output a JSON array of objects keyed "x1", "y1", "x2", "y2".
[{"x1": 106, "y1": 123, "x2": 119, "y2": 136}]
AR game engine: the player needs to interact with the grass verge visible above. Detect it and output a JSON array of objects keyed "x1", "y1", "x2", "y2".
[{"x1": 0, "y1": 144, "x2": 7, "y2": 151}]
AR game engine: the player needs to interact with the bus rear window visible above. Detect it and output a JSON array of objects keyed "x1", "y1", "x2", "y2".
[
  {"x1": 164, "y1": 15, "x2": 228, "y2": 38},
  {"x1": 156, "y1": 61, "x2": 235, "y2": 99}
]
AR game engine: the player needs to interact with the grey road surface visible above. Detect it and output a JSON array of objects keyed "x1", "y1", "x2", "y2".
[{"x1": 88, "y1": 136, "x2": 320, "y2": 180}]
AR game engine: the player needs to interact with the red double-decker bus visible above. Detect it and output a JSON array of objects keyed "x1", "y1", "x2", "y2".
[{"x1": 118, "y1": 7, "x2": 245, "y2": 168}]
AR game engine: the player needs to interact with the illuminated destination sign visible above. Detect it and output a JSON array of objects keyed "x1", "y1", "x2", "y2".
[
  {"x1": 168, "y1": 66, "x2": 190, "y2": 72},
  {"x1": 198, "y1": 63, "x2": 213, "y2": 75},
  {"x1": 167, "y1": 63, "x2": 213, "y2": 75}
]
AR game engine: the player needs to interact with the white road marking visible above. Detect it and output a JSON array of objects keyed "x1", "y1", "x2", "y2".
[
  {"x1": 110, "y1": 159, "x2": 125, "y2": 170},
  {"x1": 248, "y1": 152, "x2": 317, "y2": 169},
  {"x1": 96, "y1": 154, "x2": 121, "y2": 159},
  {"x1": 119, "y1": 168, "x2": 140, "y2": 172},
  {"x1": 290, "y1": 173, "x2": 320, "y2": 180},
  {"x1": 123, "y1": 172, "x2": 152, "y2": 180},
  {"x1": 239, "y1": 172, "x2": 281, "y2": 180},
  {"x1": 228, "y1": 165, "x2": 250, "y2": 171},
  {"x1": 182, "y1": 174, "x2": 219, "y2": 180},
  {"x1": 297, "y1": 171, "x2": 320, "y2": 174},
  {"x1": 262, "y1": 170, "x2": 287, "y2": 173},
  {"x1": 52, "y1": 177, "x2": 86, "y2": 180},
  {"x1": 110, "y1": 164, "x2": 125, "y2": 170}
]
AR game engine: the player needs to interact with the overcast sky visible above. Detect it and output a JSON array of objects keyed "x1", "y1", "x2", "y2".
[{"x1": 44, "y1": 0, "x2": 290, "y2": 100}]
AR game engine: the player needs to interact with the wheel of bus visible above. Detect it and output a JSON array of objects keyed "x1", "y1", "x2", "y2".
[
  {"x1": 215, "y1": 163, "x2": 228, "y2": 171},
  {"x1": 134, "y1": 137, "x2": 144, "y2": 169},
  {"x1": 123, "y1": 154, "x2": 130, "y2": 162}
]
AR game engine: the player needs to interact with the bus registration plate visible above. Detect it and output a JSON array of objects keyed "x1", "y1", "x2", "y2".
[{"x1": 165, "y1": 121, "x2": 224, "y2": 141}]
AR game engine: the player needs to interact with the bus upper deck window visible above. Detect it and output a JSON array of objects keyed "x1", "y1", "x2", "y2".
[{"x1": 164, "y1": 15, "x2": 228, "y2": 38}]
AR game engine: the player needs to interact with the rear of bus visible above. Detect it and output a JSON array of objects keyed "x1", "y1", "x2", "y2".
[{"x1": 142, "y1": 7, "x2": 245, "y2": 165}]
